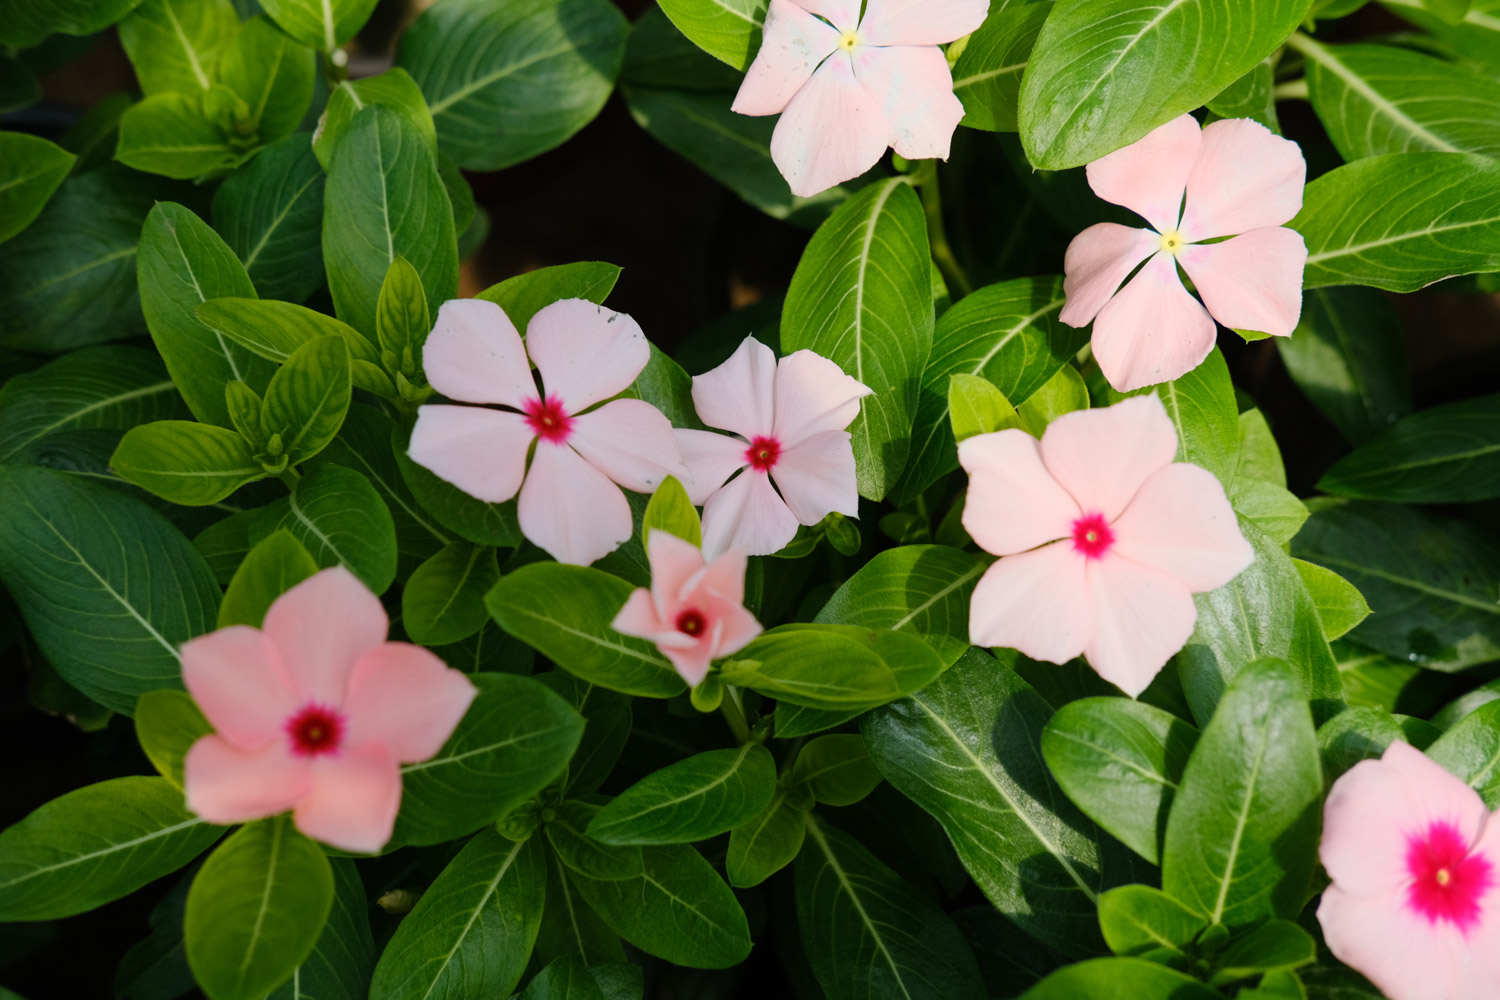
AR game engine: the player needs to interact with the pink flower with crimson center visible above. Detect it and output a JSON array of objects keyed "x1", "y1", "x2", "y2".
[
  {"x1": 732, "y1": 0, "x2": 990, "y2": 198},
  {"x1": 1060, "y1": 114, "x2": 1308, "y2": 392},
  {"x1": 181, "y1": 567, "x2": 477, "y2": 855},
  {"x1": 1319, "y1": 741, "x2": 1500, "y2": 1000},
  {"x1": 676, "y1": 336, "x2": 872, "y2": 558},
  {"x1": 611, "y1": 530, "x2": 763, "y2": 687},
  {"x1": 408, "y1": 297, "x2": 687, "y2": 567},
  {"x1": 959, "y1": 394, "x2": 1252, "y2": 696}
]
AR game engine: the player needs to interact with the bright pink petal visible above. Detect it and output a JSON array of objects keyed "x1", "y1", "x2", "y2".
[
  {"x1": 689, "y1": 546, "x2": 749, "y2": 607},
  {"x1": 1318, "y1": 884, "x2": 1473, "y2": 1000},
  {"x1": 262, "y1": 567, "x2": 389, "y2": 706},
  {"x1": 701, "y1": 470, "x2": 799, "y2": 558},
  {"x1": 568, "y1": 398, "x2": 686, "y2": 494},
  {"x1": 771, "y1": 350, "x2": 871, "y2": 449},
  {"x1": 293, "y1": 742, "x2": 401, "y2": 854},
  {"x1": 1059, "y1": 223, "x2": 1159, "y2": 328},
  {"x1": 183, "y1": 734, "x2": 310, "y2": 825},
  {"x1": 851, "y1": 44, "x2": 964, "y2": 161},
  {"x1": 525, "y1": 299, "x2": 649, "y2": 413},
  {"x1": 958, "y1": 429, "x2": 1079, "y2": 555},
  {"x1": 771, "y1": 51, "x2": 890, "y2": 199},
  {"x1": 612, "y1": 587, "x2": 670, "y2": 639},
  {"x1": 421, "y1": 298, "x2": 536, "y2": 408},
  {"x1": 408, "y1": 404, "x2": 532, "y2": 504},
  {"x1": 732, "y1": 0, "x2": 840, "y2": 116},
  {"x1": 1179, "y1": 118, "x2": 1306, "y2": 242},
  {"x1": 341, "y1": 644, "x2": 477, "y2": 764},
  {"x1": 792, "y1": 0, "x2": 861, "y2": 30},
  {"x1": 518, "y1": 440, "x2": 634, "y2": 566},
  {"x1": 772, "y1": 429, "x2": 860, "y2": 524},
  {"x1": 693, "y1": 337, "x2": 778, "y2": 441},
  {"x1": 1084, "y1": 555, "x2": 1196, "y2": 696},
  {"x1": 662, "y1": 643, "x2": 715, "y2": 688},
  {"x1": 1090, "y1": 251, "x2": 1218, "y2": 392},
  {"x1": 969, "y1": 544, "x2": 1090, "y2": 662},
  {"x1": 1085, "y1": 114, "x2": 1201, "y2": 234},
  {"x1": 181, "y1": 626, "x2": 298, "y2": 750},
  {"x1": 1038, "y1": 395, "x2": 1178, "y2": 525},
  {"x1": 646, "y1": 529, "x2": 707, "y2": 621},
  {"x1": 1177, "y1": 227, "x2": 1307, "y2": 338},
  {"x1": 858, "y1": 0, "x2": 989, "y2": 45},
  {"x1": 1111, "y1": 463, "x2": 1252, "y2": 592},
  {"x1": 676, "y1": 429, "x2": 750, "y2": 506}
]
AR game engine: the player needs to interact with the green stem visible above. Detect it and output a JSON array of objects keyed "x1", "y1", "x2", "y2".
[
  {"x1": 914, "y1": 161, "x2": 972, "y2": 298},
  {"x1": 1274, "y1": 78, "x2": 1309, "y2": 100},
  {"x1": 720, "y1": 686, "x2": 751, "y2": 744},
  {"x1": 277, "y1": 467, "x2": 302, "y2": 491}
]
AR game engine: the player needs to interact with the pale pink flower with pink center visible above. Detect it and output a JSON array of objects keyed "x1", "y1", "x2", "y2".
[
  {"x1": 1060, "y1": 114, "x2": 1308, "y2": 392},
  {"x1": 732, "y1": 0, "x2": 989, "y2": 197},
  {"x1": 676, "y1": 336, "x2": 871, "y2": 558},
  {"x1": 1319, "y1": 741, "x2": 1500, "y2": 1000},
  {"x1": 611, "y1": 530, "x2": 763, "y2": 686},
  {"x1": 181, "y1": 568, "x2": 477, "y2": 854},
  {"x1": 959, "y1": 394, "x2": 1252, "y2": 696},
  {"x1": 409, "y1": 298, "x2": 687, "y2": 567}
]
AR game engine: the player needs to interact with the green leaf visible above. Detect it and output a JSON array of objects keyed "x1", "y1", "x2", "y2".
[
  {"x1": 547, "y1": 801, "x2": 645, "y2": 881},
  {"x1": 196, "y1": 297, "x2": 381, "y2": 372},
  {"x1": 588, "y1": 743, "x2": 777, "y2": 845},
  {"x1": 726, "y1": 788, "x2": 806, "y2": 887},
  {"x1": 116, "y1": 93, "x2": 240, "y2": 180},
  {"x1": 210, "y1": 135, "x2": 325, "y2": 305},
  {"x1": 219, "y1": 16, "x2": 316, "y2": 145},
  {"x1": 251, "y1": 463, "x2": 397, "y2": 593},
  {"x1": 226, "y1": 379, "x2": 264, "y2": 445},
  {"x1": 393, "y1": 424, "x2": 522, "y2": 547},
  {"x1": 949, "y1": 373, "x2": 1019, "y2": 442},
  {"x1": 1236, "y1": 409, "x2": 1286, "y2": 488},
  {"x1": 791, "y1": 734, "x2": 882, "y2": 807},
  {"x1": 185, "y1": 816, "x2": 333, "y2": 1000},
  {"x1": 1097, "y1": 884, "x2": 1207, "y2": 962},
  {"x1": 194, "y1": 509, "x2": 259, "y2": 584},
  {"x1": 1381, "y1": 0, "x2": 1500, "y2": 73},
  {"x1": 1292, "y1": 559, "x2": 1370, "y2": 641},
  {"x1": 260, "y1": 335, "x2": 351, "y2": 465},
  {"x1": 814, "y1": 544, "x2": 982, "y2": 666},
  {"x1": 112, "y1": 420, "x2": 265, "y2": 505},
  {"x1": 1425, "y1": 700, "x2": 1500, "y2": 808},
  {"x1": 1318, "y1": 706, "x2": 1406, "y2": 781},
  {"x1": 134, "y1": 689, "x2": 212, "y2": 789},
  {"x1": 266, "y1": 858, "x2": 376, "y2": 1000},
  {"x1": 542, "y1": 676, "x2": 632, "y2": 798},
  {"x1": 312, "y1": 68, "x2": 437, "y2": 171},
  {"x1": 1020, "y1": 957, "x2": 1220, "y2": 999},
  {"x1": 1229, "y1": 477, "x2": 1307, "y2": 547},
  {"x1": 721, "y1": 623, "x2": 946, "y2": 712},
  {"x1": 375, "y1": 255, "x2": 428, "y2": 357},
  {"x1": 516, "y1": 957, "x2": 615, "y2": 1000},
  {"x1": 0, "y1": 776, "x2": 220, "y2": 921},
  {"x1": 396, "y1": 0, "x2": 628, "y2": 171},
  {"x1": 952, "y1": 3, "x2": 1050, "y2": 132},
  {"x1": 654, "y1": 0, "x2": 765, "y2": 69},
  {"x1": 1319, "y1": 394, "x2": 1500, "y2": 503},
  {"x1": 0, "y1": 132, "x2": 75, "y2": 245},
  {"x1": 0, "y1": 0, "x2": 149, "y2": 46},
  {"x1": 118, "y1": 0, "x2": 237, "y2": 96},
  {"x1": 782, "y1": 178, "x2": 932, "y2": 502},
  {"x1": 259, "y1": 0, "x2": 377, "y2": 50},
  {"x1": 402, "y1": 541, "x2": 499, "y2": 645},
  {"x1": 1105, "y1": 347, "x2": 1239, "y2": 485},
  {"x1": 218, "y1": 529, "x2": 319, "y2": 628},
  {"x1": 1015, "y1": 363, "x2": 1088, "y2": 436},
  {"x1": 475, "y1": 261, "x2": 621, "y2": 332},
  {"x1": 1209, "y1": 920, "x2": 1317, "y2": 986},
  {"x1": 1206, "y1": 57, "x2": 1278, "y2": 131},
  {"x1": 534, "y1": 848, "x2": 625, "y2": 968}
]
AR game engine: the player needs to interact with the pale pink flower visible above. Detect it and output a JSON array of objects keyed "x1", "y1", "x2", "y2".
[
  {"x1": 1319, "y1": 741, "x2": 1500, "y2": 1000},
  {"x1": 732, "y1": 0, "x2": 989, "y2": 197},
  {"x1": 959, "y1": 394, "x2": 1252, "y2": 696},
  {"x1": 676, "y1": 336, "x2": 871, "y2": 558},
  {"x1": 1060, "y1": 114, "x2": 1308, "y2": 392},
  {"x1": 409, "y1": 298, "x2": 687, "y2": 567},
  {"x1": 182, "y1": 568, "x2": 477, "y2": 854},
  {"x1": 611, "y1": 530, "x2": 763, "y2": 686}
]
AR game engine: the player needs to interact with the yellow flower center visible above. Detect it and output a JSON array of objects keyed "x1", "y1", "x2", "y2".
[
  {"x1": 838, "y1": 30, "x2": 860, "y2": 51},
  {"x1": 1159, "y1": 230, "x2": 1185, "y2": 254},
  {"x1": 1437, "y1": 868, "x2": 1452, "y2": 886}
]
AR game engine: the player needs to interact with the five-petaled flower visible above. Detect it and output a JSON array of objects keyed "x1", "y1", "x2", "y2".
[
  {"x1": 409, "y1": 297, "x2": 687, "y2": 567},
  {"x1": 676, "y1": 336, "x2": 871, "y2": 558},
  {"x1": 611, "y1": 529, "x2": 763, "y2": 687},
  {"x1": 1319, "y1": 741, "x2": 1500, "y2": 1000},
  {"x1": 732, "y1": 0, "x2": 990, "y2": 198},
  {"x1": 182, "y1": 568, "x2": 477, "y2": 854},
  {"x1": 959, "y1": 394, "x2": 1253, "y2": 696},
  {"x1": 1060, "y1": 114, "x2": 1308, "y2": 392}
]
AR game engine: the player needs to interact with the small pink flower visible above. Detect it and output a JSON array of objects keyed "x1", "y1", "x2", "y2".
[
  {"x1": 611, "y1": 530, "x2": 763, "y2": 686},
  {"x1": 1319, "y1": 741, "x2": 1500, "y2": 1000},
  {"x1": 1060, "y1": 114, "x2": 1308, "y2": 392},
  {"x1": 181, "y1": 568, "x2": 477, "y2": 854},
  {"x1": 732, "y1": 0, "x2": 990, "y2": 197},
  {"x1": 676, "y1": 336, "x2": 871, "y2": 558},
  {"x1": 959, "y1": 395, "x2": 1252, "y2": 695},
  {"x1": 409, "y1": 298, "x2": 687, "y2": 567}
]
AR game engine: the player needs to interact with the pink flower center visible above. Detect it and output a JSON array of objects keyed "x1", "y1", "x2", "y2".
[
  {"x1": 1405, "y1": 820, "x2": 1494, "y2": 932},
  {"x1": 285, "y1": 704, "x2": 345, "y2": 757},
  {"x1": 1071, "y1": 512, "x2": 1115, "y2": 560},
  {"x1": 676, "y1": 608, "x2": 707, "y2": 637},
  {"x1": 523, "y1": 395, "x2": 574, "y2": 444},
  {"x1": 745, "y1": 435, "x2": 781, "y2": 472}
]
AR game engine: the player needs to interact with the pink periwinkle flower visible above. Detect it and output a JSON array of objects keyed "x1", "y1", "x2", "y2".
[
  {"x1": 611, "y1": 530, "x2": 763, "y2": 687},
  {"x1": 959, "y1": 394, "x2": 1253, "y2": 696},
  {"x1": 182, "y1": 568, "x2": 477, "y2": 854},
  {"x1": 1319, "y1": 741, "x2": 1500, "y2": 1000},
  {"x1": 409, "y1": 298, "x2": 687, "y2": 567},
  {"x1": 732, "y1": 0, "x2": 990, "y2": 197},
  {"x1": 677, "y1": 336, "x2": 871, "y2": 558},
  {"x1": 1060, "y1": 114, "x2": 1308, "y2": 392}
]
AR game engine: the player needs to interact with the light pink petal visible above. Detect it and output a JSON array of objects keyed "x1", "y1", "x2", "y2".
[
  {"x1": 568, "y1": 399, "x2": 686, "y2": 494},
  {"x1": 772, "y1": 429, "x2": 860, "y2": 524},
  {"x1": 421, "y1": 298, "x2": 536, "y2": 408},
  {"x1": 262, "y1": 567, "x2": 389, "y2": 706},
  {"x1": 1059, "y1": 223, "x2": 1159, "y2": 328},
  {"x1": 518, "y1": 441, "x2": 634, "y2": 566},
  {"x1": 771, "y1": 52, "x2": 891, "y2": 199},
  {"x1": 1177, "y1": 227, "x2": 1307, "y2": 338},
  {"x1": 1085, "y1": 114, "x2": 1201, "y2": 234},
  {"x1": 181, "y1": 626, "x2": 299, "y2": 750},
  {"x1": 858, "y1": 0, "x2": 990, "y2": 46},
  {"x1": 850, "y1": 44, "x2": 964, "y2": 161},
  {"x1": 1090, "y1": 252, "x2": 1218, "y2": 393},
  {"x1": 772, "y1": 349, "x2": 872, "y2": 449},
  {"x1": 793, "y1": 0, "x2": 861, "y2": 30},
  {"x1": 732, "y1": 0, "x2": 840, "y2": 116},
  {"x1": 689, "y1": 546, "x2": 749, "y2": 607},
  {"x1": 969, "y1": 544, "x2": 1091, "y2": 662},
  {"x1": 709, "y1": 598, "x2": 763, "y2": 659},
  {"x1": 1179, "y1": 118, "x2": 1306, "y2": 242},
  {"x1": 646, "y1": 529, "x2": 707, "y2": 622},
  {"x1": 341, "y1": 644, "x2": 477, "y2": 764},
  {"x1": 1318, "y1": 885, "x2": 1470, "y2": 1000},
  {"x1": 1038, "y1": 394, "x2": 1178, "y2": 524},
  {"x1": 293, "y1": 742, "x2": 401, "y2": 854},
  {"x1": 692, "y1": 337, "x2": 778, "y2": 441},
  {"x1": 612, "y1": 587, "x2": 670, "y2": 640},
  {"x1": 1111, "y1": 463, "x2": 1253, "y2": 593},
  {"x1": 183, "y1": 734, "x2": 310, "y2": 825},
  {"x1": 662, "y1": 643, "x2": 715, "y2": 688},
  {"x1": 525, "y1": 299, "x2": 649, "y2": 413},
  {"x1": 408, "y1": 404, "x2": 532, "y2": 504},
  {"x1": 677, "y1": 429, "x2": 751, "y2": 505},
  {"x1": 1084, "y1": 555, "x2": 1196, "y2": 697},
  {"x1": 700, "y1": 470, "x2": 799, "y2": 559},
  {"x1": 958, "y1": 429, "x2": 1079, "y2": 556}
]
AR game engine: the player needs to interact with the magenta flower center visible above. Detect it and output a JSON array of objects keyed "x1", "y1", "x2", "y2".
[
  {"x1": 676, "y1": 608, "x2": 707, "y2": 637},
  {"x1": 1071, "y1": 512, "x2": 1115, "y2": 560},
  {"x1": 1405, "y1": 820, "x2": 1494, "y2": 932},
  {"x1": 745, "y1": 435, "x2": 781, "y2": 472},
  {"x1": 523, "y1": 395, "x2": 574, "y2": 444},
  {"x1": 285, "y1": 704, "x2": 345, "y2": 757}
]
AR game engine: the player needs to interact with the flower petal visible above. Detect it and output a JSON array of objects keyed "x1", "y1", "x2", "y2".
[
  {"x1": 1059, "y1": 223, "x2": 1159, "y2": 328},
  {"x1": 408, "y1": 404, "x2": 532, "y2": 504},
  {"x1": 420, "y1": 298, "x2": 536, "y2": 408},
  {"x1": 851, "y1": 44, "x2": 964, "y2": 161},
  {"x1": 341, "y1": 644, "x2": 477, "y2": 764},
  {"x1": 857, "y1": 0, "x2": 990, "y2": 45},
  {"x1": 526, "y1": 299, "x2": 650, "y2": 413},
  {"x1": 262, "y1": 567, "x2": 389, "y2": 706},
  {"x1": 968, "y1": 544, "x2": 1091, "y2": 663},
  {"x1": 1111, "y1": 462, "x2": 1252, "y2": 592},
  {"x1": 184, "y1": 734, "x2": 310, "y2": 826},
  {"x1": 1090, "y1": 251, "x2": 1217, "y2": 392},
  {"x1": 701, "y1": 469, "x2": 800, "y2": 558},
  {"x1": 1177, "y1": 227, "x2": 1307, "y2": 338},
  {"x1": 518, "y1": 441, "x2": 634, "y2": 566},
  {"x1": 771, "y1": 51, "x2": 891, "y2": 199},
  {"x1": 1318, "y1": 884, "x2": 1471, "y2": 1000},
  {"x1": 612, "y1": 587, "x2": 670, "y2": 640},
  {"x1": 1085, "y1": 114, "x2": 1201, "y2": 234},
  {"x1": 690, "y1": 546, "x2": 750, "y2": 607},
  {"x1": 732, "y1": 0, "x2": 840, "y2": 116},
  {"x1": 772, "y1": 349, "x2": 872, "y2": 449},
  {"x1": 677, "y1": 428, "x2": 751, "y2": 505},
  {"x1": 181, "y1": 626, "x2": 299, "y2": 750},
  {"x1": 1084, "y1": 555, "x2": 1196, "y2": 696},
  {"x1": 294, "y1": 742, "x2": 401, "y2": 854},
  {"x1": 772, "y1": 429, "x2": 860, "y2": 524},
  {"x1": 692, "y1": 336, "x2": 777, "y2": 441},
  {"x1": 647, "y1": 529, "x2": 707, "y2": 621},
  {"x1": 662, "y1": 643, "x2": 715, "y2": 688},
  {"x1": 568, "y1": 398, "x2": 686, "y2": 494},
  {"x1": 958, "y1": 429, "x2": 1079, "y2": 555},
  {"x1": 1038, "y1": 394, "x2": 1178, "y2": 524},
  {"x1": 709, "y1": 596, "x2": 763, "y2": 659},
  {"x1": 1180, "y1": 118, "x2": 1306, "y2": 242},
  {"x1": 792, "y1": 0, "x2": 861, "y2": 30}
]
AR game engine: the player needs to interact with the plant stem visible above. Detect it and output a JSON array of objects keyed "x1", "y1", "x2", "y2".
[
  {"x1": 277, "y1": 467, "x2": 302, "y2": 491},
  {"x1": 720, "y1": 686, "x2": 751, "y2": 744},
  {"x1": 914, "y1": 160, "x2": 973, "y2": 298},
  {"x1": 1274, "y1": 78, "x2": 1309, "y2": 100}
]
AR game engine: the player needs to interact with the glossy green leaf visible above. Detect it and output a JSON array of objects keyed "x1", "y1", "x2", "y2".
[
  {"x1": 534, "y1": 849, "x2": 625, "y2": 968},
  {"x1": 641, "y1": 476, "x2": 701, "y2": 548},
  {"x1": 1097, "y1": 884, "x2": 1207, "y2": 962},
  {"x1": 791, "y1": 734, "x2": 882, "y2": 807},
  {"x1": 393, "y1": 425, "x2": 522, "y2": 547},
  {"x1": 1106, "y1": 347, "x2": 1239, "y2": 485},
  {"x1": 1206, "y1": 57, "x2": 1278, "y2": 131},
  {"x1": 313, "y1": 68, "x2": 437, "y2": 171},
  {"x1": 112, "y1": 420, "x2": 264, "y2": 505},
  {"x1": 1319, "y1": 394, "x2": 1500, "y2": 503},
  {"x1": 251, "y1": 463, "x2": 397, "y2": 593},
  {"x1": 654, "y1": 0, "x2": 765, "y2": 69},
  {"x1": 0, "y1": 132, "x2": 75, "y2": 245},
  {"x1": 1015, "y1": 363, "x2": 1088, "y2": 436},
  {"x1": 219, "y1": 16, "x2": 316, "y2": 145},
  {"x1": 260, "y1": 0, "x2": 377, "y2": 50},
  {"x1": 1210, "y1": 920, "x2": 1317, "y2": 986},
  {"x1": 726, "y1": 787, "x2": 806, "y2": 887},
  {"x1": 0, "y1": 0, "x2": 150, "y2": 46},
  {"x1": 195, "y1": 297, "x2": 380, "y2": 371},
  {"x1": 116, "y1": 93, "x2": 240, "y2": 180},
  {"x1": 402, "y1": 542, "x2": 499, "y2": 646},
  {"x1": 118, "y1": 0, "x2": 236, "y2": 96},
  {"x1": 1229, "y1": 477, "x2": 1307, "y2": 547},
  {"x1": 375, "y1": 255, "x2": 428, "y2": 357},
  {"x1": 949, "y1": 373, "x2": 1019, "y2": 442},
  {"x1": 266, "y1": 858, "x2": 375, "y2": 1000},
  {"x1": 260, "y1": 335, "x2": 351, "y2": 465},
  {"x1": 540, "y1": 675, "x2": 631, "y2": 798},
  {"x1": 589, "y1": 743, "x2": 776, "y2": 845},
  {"x1": 474, "y1": 261, "x2": 621, "y2": 333},
  {"x1": 134, "y1": 689, "x2": 212, "y2": 789},
  {"x1": 1318, "y1": 705, "x2": 1407, "y2": 781},
  {"x1": 218, "y1": 529, "x2": 319, "y2": 628},
  {"x1": 953, "y1": 3, "x2": 1050, "y2": 132},
  {"x1": 1021, "y1": 957, "x2": 1220, "y2": 999},
  {"x1": 721, "y1": 623, "x2": 946, "y2": 711},
  {"x1": 547, "y1": 801, "x2": 645, "y2": 881},
  {"x1": 1292, "y1": 559, "x2": 1370, "y2": 641},
  {"x1": 1426, "y1": 700, "x2": 1500, "y2": 809}
]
